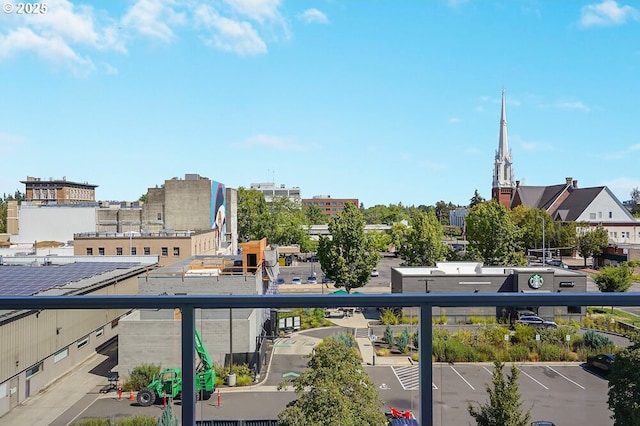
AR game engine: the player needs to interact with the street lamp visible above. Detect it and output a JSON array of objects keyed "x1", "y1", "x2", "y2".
[{"x1": 541, "y1": 216, "x2": 546, "y2": 266}]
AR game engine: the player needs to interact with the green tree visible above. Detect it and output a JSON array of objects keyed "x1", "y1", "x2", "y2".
[
  {"x1": 594, "y1": 264, "x2": 633, "y2": 293},
  {"x1": 237, "y1": 187, "x2": 269, "y2": 242},
  {"x1": 265, "y1": 197, "x2": 310, "y2": 248},
  {"x1": 304, "y1": 204, "x2": 328, "y2": 225},
  {"x1": 608, "y1": 334, "x2": 640, "y2": 426},
  {"x1": 576, "y1": 224, "x2": 609, "y2": 267},
  {"x1": 278, "y1": 338, "x2": 387, "y2": 426},
  {"x1": 465, "y1": 201, "x2": 525, "y2": 266},
  {"x1": 468, "y1": 361, "x2": 531, "y2": 426},
  {"x1": 362, "y1": 203, "x2": 407, "y2": 224},
  {"x1": 139, "y1": 193, "x2": 148, "y2": 203},
  {"x1": 317, "y1": 203, "x2": 380, "y2": 293},
  {"x1": 509, "y1": 206, "x2": 552, "y2": 253},
  {"x1": 434, "y1": 200, "x2": 458, "y2": 226},
  {"x1": 395, "y1": 210, "x2": 449, "y2": 266},
  {"x1": 368, "y1": 229, "x2": 392, "y2": 252},
  {"x1": 469, "y1": 189, "x2": 486, "y2": 208},
  {"x1": 630, "y1": 187, "x2": 640, "y2": 217},
  {"x1": 156, "y1": 403, "x2": 179, "y2": 426}
]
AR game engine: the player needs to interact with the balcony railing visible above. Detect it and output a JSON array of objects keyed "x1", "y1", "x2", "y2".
[{"x1": 2, "y1": 292, "x2": 640, "y2": 425}]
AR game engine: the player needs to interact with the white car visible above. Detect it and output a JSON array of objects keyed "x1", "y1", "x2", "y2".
[
  {"x1": 291, "y1": 277, "x2": 302, "y2": 285},
  {"x1": 371, "y1": 268, "x2": 379, "y2": 277},
  {"x1": 306, "y1": 276, "x2": 318, "y2": 284}
]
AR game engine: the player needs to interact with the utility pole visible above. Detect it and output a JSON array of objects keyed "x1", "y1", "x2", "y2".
[{"x1": 542, "y1": 216, "x2": 546, "y2": 266}]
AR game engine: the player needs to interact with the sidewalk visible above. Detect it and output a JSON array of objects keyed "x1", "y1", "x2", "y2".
[
  {"x1": 1, "y1": 349, "x2": 113, "y2": 426},
  {"x1": 326, "y1": 311, "x2": 413, "y2": 367}
]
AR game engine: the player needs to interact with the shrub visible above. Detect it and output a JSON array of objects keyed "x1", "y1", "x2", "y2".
[
  {"x1": 410, "y1": 352, "x2": 419, "y2": 362},
  {"x1": 235, "y1": 375, "x2": 253, "y2": 386},
  {"x1": 123, "y1": 364, "x2": 161, "y2": 392},
  {"x1": 582, "y1": 329, "x2": 614, "y2": 350},
  {"x1": 72, "y1": 415, "x2": 158, "y2": 426},
  {"x1": 468, "y1": 316, "x2": 497, "y2": 324},
  {"x1": 474, "y1": 343, "x2": 497, "y2": 362},
  {"x1": 396, "y1": 328, "x2": 410, "y2": 353},
  {"x1": 453, "y1": 329, "x2": 474, "y2": 346},
  {"x1": 508, "y1": 345, "x2": 530, "y2": 362},
  {"x1": 512, "y1": 324, "x2": 536, "y2": 345},
  {"x1": 537, "y1": 343, "x2": 565, "y2": 361},
  {"x1": 527, "y1": 352, "x2": 539, "y2": 362},
  {"x1": 412, "y1": 329, "x2": 419, "y2": 349},
  {"x1": 376, "y1": 347, "x2": 391, "y2": 357},
  {"x1": 479, "y1": 324, "x2": 511, "y2": 348},
  {"x1": 380, "y1": 308, "x2": 399, "y2": 325},
  {"x1": 384, "y1": 325, "x2": 395, "y2": 345},
  {"x1": 330, "y1": 331, "x2": 356, "y2": 348}
]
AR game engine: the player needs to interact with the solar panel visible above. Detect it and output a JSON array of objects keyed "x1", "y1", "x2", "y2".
[{"x1": 0, "y1": 262, "x2": 141, "y2": 296}]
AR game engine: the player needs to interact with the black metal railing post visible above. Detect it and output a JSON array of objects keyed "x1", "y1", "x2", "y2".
[
  {"x1": 182, "y1": 304, "x2": 196, "y2": 425},
  {"x1": 420, "y1": 302, "x2": 433, "y2": 426}
]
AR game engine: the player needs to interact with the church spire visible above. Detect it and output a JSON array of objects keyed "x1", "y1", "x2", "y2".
[
  {"x1": 498, "y1": 87, "x2": 510, "y2": 159},
  {"x1": 492, "y1": 87, "x2": 515, "y2": 209}
]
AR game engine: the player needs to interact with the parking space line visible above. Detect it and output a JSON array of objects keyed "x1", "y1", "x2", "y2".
[
  {"x1": 450, "y1": 366, "x2": 475, "y2": 390},
  {"x1": 546, "y1": 366, "x2": 585, "y2": 389},
  {"x1": 482, "y1": 366, "x2": 493, "y2": 375},
  {"x1": 518, "y1": 367, "x2": 548, "y2": 390}
]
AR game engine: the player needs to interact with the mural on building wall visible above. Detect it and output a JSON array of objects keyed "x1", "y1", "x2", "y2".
[{"x1": 212, "y1": 181, "x2": 226, "y2": 251}]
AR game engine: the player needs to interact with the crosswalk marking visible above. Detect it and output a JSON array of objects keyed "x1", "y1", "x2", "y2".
[{"x1": 392, "y1": 365, "x2": 421, "y2": 391}]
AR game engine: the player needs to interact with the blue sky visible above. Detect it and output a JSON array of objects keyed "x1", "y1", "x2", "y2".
[{"x1": 1, "y1": 0, "x2": 639, "y2": 208}]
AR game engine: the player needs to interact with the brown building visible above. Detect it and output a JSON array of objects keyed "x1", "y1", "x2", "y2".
[
  {"x1": 20, "y1": 176, "x2": 97, "y2": 205},
  {"x1": 302, "y1": 196, "x2": 359, "y2": 217},
  {"x1": 73, "y1": 229, "x2": 217, "y2": 266}
]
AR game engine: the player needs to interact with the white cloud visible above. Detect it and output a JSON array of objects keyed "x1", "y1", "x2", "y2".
[
  {"x1": 0, "y1": 28, "x2": 95, "y2": 75},
  {"x1": 580, "y1": 0, "x2": 639, "y2": 28},
  {"x1": 538, "y1": 99, "x2": 591, "y2": 112},
  {"x1": 122, "y1": 0, "x2": 186, "y2": 42},
  {"x1": 237, "y1": 134, "x2": 306, "y2": 151},
  {"x1": 223, "y1": 0, "x2": 283, "y2": 24},
  {"x1": 0, "y1": 132, "x2": 26, "y2": 154},
  {"x1": 448, "y1": 117, "x2": 461, "y2": 124},
  {"x1": 603, "y1": 143, "x2": 640, "y2": 160},
  {"x1": 299, "y1": 8, "x2": 328, "y2": 24},
  {"x1": 195, "y1": 4, "x2": 267, "y2": 56},
  {"x1": 601, "y1": 177, "x2": 640, "y2": 200}
]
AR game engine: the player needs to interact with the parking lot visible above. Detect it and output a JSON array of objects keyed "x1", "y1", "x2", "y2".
[{"x1": 365, "y1": 363, "x2": 612, "y2": 426}]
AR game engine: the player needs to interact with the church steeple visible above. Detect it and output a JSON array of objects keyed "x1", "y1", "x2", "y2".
[{"x1": 492, "y1": 87, "x2": 515, "y2": 209}]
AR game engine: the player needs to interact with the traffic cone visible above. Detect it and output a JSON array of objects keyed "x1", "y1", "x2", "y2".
[{"x1": 129, "y1": 390, "x2": 135, "y2": 401}]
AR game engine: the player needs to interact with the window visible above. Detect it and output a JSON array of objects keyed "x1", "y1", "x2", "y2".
[
  {"x1": 144, "y1": 247, "x2": 151, "y2": 255},
  {"x1": 130, "y1": 247, "x2": 137, "y2": 255},
  {"x1": 568, "y1": 306, "x2": 581, "y2": 314},
  {"x1": 77, "y1": 335, "x2": 90, "y2": 349},
  {"x1": 54, "y1": 348, "x2": 69, "y2": 363},
  {"x1": 86, "y1": 248, "x2": 93, "y2": 255},
  {"x1": 173, "y1": 247, "x2": 180, "y2": 256},
  {"x1": 96, "y1": 327, "x2": 104, "y2": 338},
  {"x1": 609, "y1": 212, "x2": 613, "y2": 219},
  {"x1": 161, "y1": 247, "x2": 168, "y2": 256},
  {"x1": 157, "y1": 213, "x2": 162, "y2": 221},
  {"x1": 116, "y1": 247, "x2": 123, "y2": 256},
  {"x1": 98, "y1": 247, "x2": 105, "y2": 256},
  {"x1": 589, "y1": 213, "x2": 596, "y2": 220},
  {"x1": 26, "y1": 362, "x2": 43, "y2": 379},
  {"x1": 613, "y1": 232, "x2": 617, "y2": 238}
]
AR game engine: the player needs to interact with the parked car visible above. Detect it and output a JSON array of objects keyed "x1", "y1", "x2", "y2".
[
  {"x1": 322, "y1": 275, "x2": 333, "y2": 284},
  {"x1": 276, "y1": 278, "x2": 285, "y2": 285},
  {"x1": 531, "y1": 422, "x2": 556, "y2": 426},
  {"x1": 306, "y1": 276, "x2": 318, "y2": 284},
  {"x1": 587, "y1": 353, "x2": 615, "y2": 374},
  {"x1": 371, "y1": 268, "x2": 379, "y2": 277},
  {"x1": 516, "y1": 316, "x2": 558, "y2": 328},
  {"x1": 545, "y1": 259, "x2": 568, "y2": 269},
  {"x1": 291, "y1": 277, "x2": 302, "y2": 285}
]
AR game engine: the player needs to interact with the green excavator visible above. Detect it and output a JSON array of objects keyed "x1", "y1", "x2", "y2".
[{"x1": 136, "y1": 328, "x2": 215, "y2": 406}]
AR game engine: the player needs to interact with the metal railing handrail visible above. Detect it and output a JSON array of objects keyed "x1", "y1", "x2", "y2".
[{"x1": 2, "y1": 292, "x2": 640, "y2": 426}]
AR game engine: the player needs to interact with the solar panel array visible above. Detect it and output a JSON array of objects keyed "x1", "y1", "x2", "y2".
[{"x1": 0, "y1": 262, "x2": 140, "y2": 296}]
